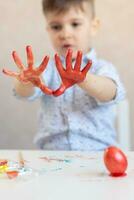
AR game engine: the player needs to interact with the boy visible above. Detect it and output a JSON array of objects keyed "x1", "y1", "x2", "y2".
[{"x1": 4, "y1": 0, "x2": 125, "y2": 150}]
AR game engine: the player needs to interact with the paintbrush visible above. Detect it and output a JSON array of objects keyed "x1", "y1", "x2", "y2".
[{"x1": 18, "y1": 151, "x2": 25, "y2": 168}]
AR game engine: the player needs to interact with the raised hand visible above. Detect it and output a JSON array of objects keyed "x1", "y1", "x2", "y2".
[
  {"x1": 2, "y1": 46, "x2": 52, "y2": 95},
  {"x1": 53, "y1": 49, "x2": 92, "y2": 97}
]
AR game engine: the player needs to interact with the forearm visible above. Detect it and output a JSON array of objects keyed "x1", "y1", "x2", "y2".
[
  {"x1": 78, "y1": 73, "x2": 117, "y2": 102},
  {"x1": 14, "y1": 79, "x2": 35, "y2": 97}
]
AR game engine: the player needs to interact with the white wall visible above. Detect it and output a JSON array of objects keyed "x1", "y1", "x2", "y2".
[{"x1": 0, "y1": 0, "x2": 133, "y2": 149}]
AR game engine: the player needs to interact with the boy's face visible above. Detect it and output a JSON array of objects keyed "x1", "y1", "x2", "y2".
[{"x1": 46, "y1": 2, "x2": 99, "y2": 59}]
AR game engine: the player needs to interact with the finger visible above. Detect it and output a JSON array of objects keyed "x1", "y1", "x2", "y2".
[
  {"x1": 26, "y1": 45, "x2": 34, "y2": 69},
  {"x1": 66, "y1": 49, "x2": 72, "y2": 71},
  {"x1": 35, "y1": 56, "x2": 49, "y2": 76},
  {"x1": 39, "y1": 83, "x2": 53, "y2": 95},
  {"x1": 12, "y1": 51, "x2": 25, "y2": 70},
  {"x1": 2, "y1": 68, "x2": 19, "y2": 78},
  {"x1": 29, "y1": 77, "x2": 52, "y2": 95},
  {"x1": 55, "y1": 54, "x2": 65, "y2": 76},
  {"x1": 81, "y1": 60, "x2": 92, "y2": 74},
  {"x1": 74, "y1": 51, "x2": 82, "y2": 71},
  {"x1": 40, "y1": 85, "x2": 53, "y2": 95},
  {"x1": 53, "y1": 84, "x2": 66, "y2": 97}
]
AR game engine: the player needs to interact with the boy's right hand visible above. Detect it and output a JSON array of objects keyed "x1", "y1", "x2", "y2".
[{"x1": 2, "y1": 46, "x2": 52, "y2": 95}]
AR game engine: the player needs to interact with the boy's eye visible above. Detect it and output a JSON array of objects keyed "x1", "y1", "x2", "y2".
[
  {"x1": 51, "y1": 25, "x2": 62, "y2": 31},
  {"x1": 72, "y1": 22, "x2": 81, "y2": 27}
]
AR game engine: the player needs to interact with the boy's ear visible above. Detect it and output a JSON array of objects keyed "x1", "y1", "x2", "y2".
[{"x1": 91, "y1": 18, "x2": 100, "y2": 36}]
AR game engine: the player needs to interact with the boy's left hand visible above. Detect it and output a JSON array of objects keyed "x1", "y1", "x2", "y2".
[{"x1": 53, "y1": 49, "x2": 92, "y2": 97}]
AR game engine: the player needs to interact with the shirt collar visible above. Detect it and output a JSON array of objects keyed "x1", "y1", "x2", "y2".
[{"x1": 83, "y1": 48, "x2": 97, "y2": 64}]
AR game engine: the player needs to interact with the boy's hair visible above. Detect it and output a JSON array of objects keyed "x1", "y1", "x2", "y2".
[{"x1": 42, "y1": 0, "x2": 95, "y2": 18}]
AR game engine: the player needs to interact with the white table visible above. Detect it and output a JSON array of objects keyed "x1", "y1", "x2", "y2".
[{"x1": 0, "y1": 150, "x2": 134, "y2": 200}]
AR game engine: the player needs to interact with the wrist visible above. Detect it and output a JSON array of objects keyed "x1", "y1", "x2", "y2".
[
  {"x1": 14, "y1": 79, "x2": 35, "y2": 97},
  {"x1": 78, "y1": 73, "x2": 91, "y2": 88}
]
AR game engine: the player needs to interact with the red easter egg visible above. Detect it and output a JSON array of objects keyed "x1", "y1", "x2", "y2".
[{"x1": 104, "y1": 146, "x2": 128, "y2": 177}]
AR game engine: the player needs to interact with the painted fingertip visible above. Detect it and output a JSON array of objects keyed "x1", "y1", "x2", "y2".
[
  {"x1": 78, "y1": 50, "x2": 82, "y2": 53},
  {"x1": 77, "y1": 50, "x2": 82, "y2": 56},
  {"x1": 12, "y1": 51, "x2": 16, "y2": 57},
  {"x1": 55, "y1": 53, "x2": 59, "y2": 59},
  {"x1": 2, "y1": 69, "x2": 9, "y2": 75},
  {"x1": 69, "y1": 48, "x2": 73, "y2": 53},
  {"x1": 2, "y1": 68, "x2": 6, "y2": 74},
  {"x1": 26, "y1": 45, "x2": 32, "y2": 51},
  {"x1": 44, "y1": 55, "x2": 49, "y2": 60},
  {"x1": 88, "y1": 59, "x2": 92, "y2": 65},
  {"x1": 43, "y1": 56, "x2": 49, "y2": 65},
  {"x1": 46, "y1": 56, "x2": 49, "y2": 61},
  {"x1": 87, "y1": 59, "x2": 92, "y2": 66}
]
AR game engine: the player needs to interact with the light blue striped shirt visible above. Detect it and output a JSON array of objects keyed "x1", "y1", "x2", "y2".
[{"x1": 14, "y1": 49, "x2": 126, "y2": 151}]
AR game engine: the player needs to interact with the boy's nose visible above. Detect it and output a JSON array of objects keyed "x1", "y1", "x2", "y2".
[{"x1": 59, "y1": 26, "x2": 72, "y2": 40}]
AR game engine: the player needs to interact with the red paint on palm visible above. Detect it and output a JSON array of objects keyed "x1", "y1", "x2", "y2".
[
  {"x1": 53, "y1": 49, "x2": 92, "y2": 97},
  {"x1": 2, "y1": 46, "x2": 52, "y2": 95}
]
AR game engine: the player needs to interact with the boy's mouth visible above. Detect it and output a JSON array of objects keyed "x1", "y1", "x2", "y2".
[{"x1": 62, "y1": 44, "x2": 73, "y2": 49}]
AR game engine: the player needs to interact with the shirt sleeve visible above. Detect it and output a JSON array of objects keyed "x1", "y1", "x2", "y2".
[
  {"x1": 94, "y1": 60, "x2": 126, "y2": 105},
  {"x1": 12, "y1": 86, "x2": 43, "y2": 101}
]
